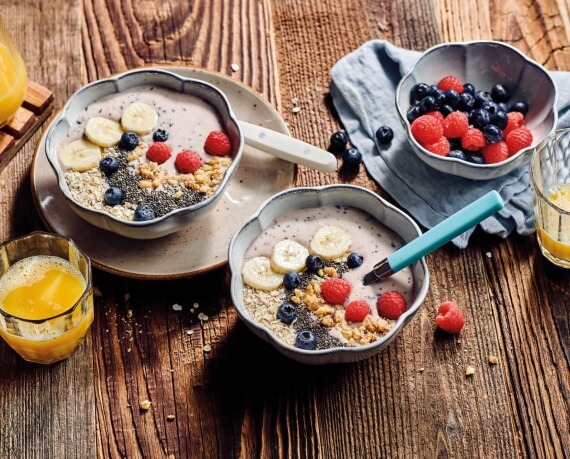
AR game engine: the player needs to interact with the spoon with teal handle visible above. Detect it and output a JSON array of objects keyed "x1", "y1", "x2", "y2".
[{"x1": 362, "y1": 190, "x2": 504, "y2": 285}]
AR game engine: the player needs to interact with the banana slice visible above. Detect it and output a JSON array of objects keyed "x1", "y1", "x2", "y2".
[
  {"x1": 270, "y1": 240, "x2": 309, "y2": 274},
  {"x1": 242, "y1": 256, "x2": 283, "y2": 291},
  {"x1": 84, "y1": 117, "x2": 123, "y2": 147},
  {"x1": 121, "y1": 102, "x2": 158, "y2": 135},
  {"x1": 309, "y1": 225, "x2": 352, "y2": 260},
  {"x1": 60, "y1": 139, "x2": 102, "y2": 172}
]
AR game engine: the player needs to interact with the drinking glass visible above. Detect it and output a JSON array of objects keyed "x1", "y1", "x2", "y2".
[{"x1": 530, "y1": 129, "x2": 570, "y2": 268}]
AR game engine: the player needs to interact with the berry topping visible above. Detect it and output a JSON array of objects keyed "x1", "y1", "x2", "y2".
[
  {"x1": 277, "y1": 302, "x2": 297, "y2": 325},
  {"x1": 437, "y1": 75, "x2": 464, "y2": 93},
  {"x1": 419, "y1": 95, "x2": 439, "y2": 113},
  {"x1": 330, "y1": 131, "x2": 349, "y2": 152},
  {"x1": 509, "y1": 101, "x2": 529, "y2": 115},
  {"x1": 442, "y1": 111, "x2": 469, "y2": 138},
  {"x1": 435, "y1": 301, "x2": 465, "y2": 334},
  {"x1": 491, "y1": 111, "x2": 508, "y2": 130},
  {"x1": 377, "y1": 290, "x2": 406, "y2": 320},
  {"x1": 474, "y1": 90, "x2": 492, "y2": 107},
  {"x1": 134, "y1": 204, "x2": 156, "y2": 221},
  {"x1": 440, "y1": 104, "x2": 454, "y2": 117},
  {"x1": 503, "y1": 111, "x2": 525, "y2": 136},
  {"x1": 321, "y1": 277, "x2": 352, "y2": 305},
  {"x1": 99, "y1": 156, "x2": 120, "y2": 175},
  {"x1": 505, "y1": 127, "x2": 533, "y2": 155},
  {"x1": 375, "y1": 125, "x2": 394, "y2": 144},
  {"x1": 461, "y1": 128, "x2": 486, "y2": 151},
  {"x1": 152, "y1": 129, "x2": 169, "y2": 142},
  {"x1": 342, "y1": 148, "x2": 362, "y2": 166},
  {"x1": 444, "y1": 89, "x2": 460, "y2": 107},
  {"x1": 119, "y1": 132, "x2": 139, "y2": 151},
  {"x1": 410, "y1": 114, "x2": 443, "y2": 145},
  {"x1": 430, "y1": 87, "x2": 446, "y2": 105},
  {"x1": 463, "y1": 83, "x2": 475, "y2": 94},
  {"x1": 407, "y1": 106, "x2": 422, "y2": 123},
  {"x1": 481, "y1": 100, "x2": 499, "y2": 115},
  {"x1": 410, "y1": 82, "x2": 431, "y2": 103},
  {"x1": 491, "y1": 83, "x2": 511, "y2": 103},
  {"x1": 425, "y1": 111, "x2": 444, "y2": 121},
  {"x1": 471, "y1": 108, "x2": 491, "y2": 129},
  {"x1": 295, "y1": 330, "x2": 317, "y2": 350},
  {"x1": 204, "y1": 130, "x2": 232, "y2": 156},
  {"x1": 104, "y1": 187, "x2": 124, "y2": 206},
  {"x1": 482, "y1": 141, "x2": 509, "y2": 164},
  {"x1": 483, "y1": 124, "x2": 503, "y2": 144},
  {"x1": 423, "y1": 136, "x2": 450, "y2": 156},
  {"x1": 283, "y1": 272, "x2": 302, "y2": 290},
  {"x1": 305, "y1": 255, "x2": 324, "y2": 272},
  {"x1": 146, "y1": 142, "x2": 172, "y2": 164},
  {"x1": 344, "y1": 300, "x2": 370, "y2": 322},
  {"x1": 346, "y1": 252, "x2": 364, "y2": 268},
  {"x1": 174, "y1": 150, "x2": 202, "y2": 174},
  {"x1": 457, "y1": 92, "x2": 475, "y2": 111}
]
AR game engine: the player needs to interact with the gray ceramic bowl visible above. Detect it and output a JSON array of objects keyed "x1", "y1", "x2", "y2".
[
  {"x1": 45, "y1": 68, "x2": 243, "y2": 239},
  {"x1": 396, "y1": 41, "x2": 557, "y2": 180},
  {"x1": 228, "y1": 185, "x2": 429, "y2": 365}
]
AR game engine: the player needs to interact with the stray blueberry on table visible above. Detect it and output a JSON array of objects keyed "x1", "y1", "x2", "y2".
[
  {"x1": 277, "y1": 302, "x2": 297, "y2": 325},
  {"x1": 283, "y1": 272, "x2": 301, "y2": 290},
  {"x1": 342, "y1": 148, "x2": 362, "y2": 166},
  {"x1": 329, "y1": 131, "x2": 349, "y2": 152},
  {"x1": 375, "y1": 126, "x2": 394, "y2": 145},
  {"x1": 483, "y1": 124, "x2": 503, "y2": 144},
  {"x1": 104, "y1": 187, "x2": 124, "y2": 206},
  {"x1": 491, "y1": 83, "x2": 511, "y2": 103},
  {"x1": 119, "y1": 131, "x2": 139, "y2": 151},
  {"x1": 295, "y1": 330, "x2": 317, "y2": 350},
  {"x1": 448, "y1": 150, "x2": 467, "y2": 161},
  {"x1": 99, "y1": 156, "x2": 120, "y2": 175},
  {"x1": 134, "y1": 204, "x2": 156, "y2": 221},
  {"x1": 509, "y1": 101, "x2": 529, "y2": 115},
  {"x1": 153, "y1": 129, "x2": 169, "y2": 142},
  {"x1": 305, "y1": 254, "x2": 324, "y2": 272},
  {"x1": 347, "y1": 252, "x2": 364, "y2": 268}
]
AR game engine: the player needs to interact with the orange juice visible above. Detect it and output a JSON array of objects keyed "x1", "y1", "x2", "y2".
[
  {"x1": 0, "y1": 255, "x2": 93, "y2": 364},
  {"x1": 535, "y1": 184, "x2": 570, "y2": 265},
  {"x1": 0, "y1": 41, "x2": 27, "y2": 126}
]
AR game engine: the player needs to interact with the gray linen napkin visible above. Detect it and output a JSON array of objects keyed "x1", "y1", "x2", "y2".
[{"x1": 330, "y1": 40, "x2": 570, "y2": 247}]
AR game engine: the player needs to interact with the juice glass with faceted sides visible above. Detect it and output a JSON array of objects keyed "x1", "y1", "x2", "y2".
[
  {"x1": 530, "y1": 128, "x2": 570, "y2": 268},
  {"x1": 0, "y1": 232, "x2": 94, "y2": 364},
  {"x1": 0, "y1": 15, "x2": 27, "y2": 127}
]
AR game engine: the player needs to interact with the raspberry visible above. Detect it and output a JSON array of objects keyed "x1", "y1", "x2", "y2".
[
  {"x1": 461, "y1": 128, "x2": 486, "y2": 151},
  {"x1": 425, "y1": 111, "x2": 444, "y2": 121},
  {"x1": 410, "y1": 114, "x2": 443, "y2": 145},
  {"x1": 344, "y1": 300, "x2": 370, "y2": 322},
  {"x1": 437, "y1": 75, "x2": 464, "y2": 94},
  {"x1": 423, "y1": 136, "x2": 450, "y2": 156},
  {"x1": 321, "y1": 278, "x2": 352, "y2": 305},
  {"x1": 505, "y1": 127, "x2": 533, "y2": 155},
  {"x1": 482, "y1": 141, "x2": 509, "y2": 164},
  {"x1": 442, "y1": 111, "x2": 469, "y2": 138},
  {"x1": 376, "y1": 291, "x2": 406, "y2": 320},
  {"x1": 146, "y1": 142, "x2": 172, "y2": 164},
  {"x1": 435, "y1": 301, "x2": 465, "y2": 334},
  {"x1": 503, "y1": 111, "x2": 525, "y2": 136},
  {"x1": 204, "y1": 130, "x2": 232, "y2": 156},
  {"x1": 174, "y1": 150, "x2": 202, "y2": 174}
]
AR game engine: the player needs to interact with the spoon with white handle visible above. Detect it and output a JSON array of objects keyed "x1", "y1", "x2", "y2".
[{"x1": 238, "y1": 121, "x2": 338, "y2": 173}]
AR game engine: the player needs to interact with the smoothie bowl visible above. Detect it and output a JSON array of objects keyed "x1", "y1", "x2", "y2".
[
  {"x1": 228, "y1": 185, "x2": 429, "y2": 364},
  {"x1": 45, "y1": 68, "x2": 243, "y2": 239}
]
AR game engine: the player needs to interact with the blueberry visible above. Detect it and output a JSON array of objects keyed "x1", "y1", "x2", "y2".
[
  {"x1": 483, "y1": 124, "x2": 503, "y2": 144},
  {"x1": 153, "y1": 129, "x2": 169, "y2": 142},
  {"x1": 283, "y1": 272, "x2": 301, "y2": 290},
  {"x1": 347, "y1": 252, "x2": 364, "y2": 268},
  {"x1": 465, "y1": 153, "x2": 484, "y2": 164},
  {"x1": 119, "y1": 132, "x2": 139, "y2": 151},
  {"x1": 509, "y1": 101, "x2": 529, "y2": 115},
  {"x1": 277, "y1": 302, "x2": 297, "y2": 325},
  {"x1": 99, "y1": 156, "x2": 120, "y2": 175},
  {"x1": 448, "y1": 150, "x2": 467, "y2": 161},
  {"x1": 457, "y1": 92, "x2": 475, "y2": 111},
  {"x1": 104, "y1": 187, "x2": 124, "y2": 206},
  {"x1": 305, "y1": 254, "x2": 324, "y2": 272},
  {"x1": 342, "y1": 148, "x2": 362, "y2": 166},
  {"x1": 474, "y1": 90, "x2": 492, "y2": 107},
  {"x1": 295, "y1": 330, "x2": 317, "y2": 350},
  {"x1": 440, "y1": 104, "x2": 454, "y2": 117},
  {"x1": 419, "y1": 95, "x2": 438, "y2": 113},
  {"x1": 448, "y1": 138, "x2": 462, "y2": 151},
  {"x1": 471, "y1": 108, "x2": 491, "y2": 129},
  {"x1": 429, "y1": 87, "x2": 446, "y2": 106},
  {"x1": 491, "y1": 83, "x2": 511, "y2": 103},
  {"x1": 375, "y1": 126, "x2": 394, "y2": 144},
  {"x1": 463, "y1": 83, "x2": 475, "y2": 94},
  {"x1": 134, "y1": 204, "x2": 156, "y2": 221},
  {"x1": 491, "y1": 111, "x2": 508, "y2": 130},
  {"x1": 481, "y1": 100, "x2": 499, "y2": 115},
  {"x1": 497, "y1": 102, "x2": 509, "y2": 114},
  {"x1": 410, "y1": 82, "x2": 430, "y2": 103},
  {"x1": 407, "y1": 105, "x2": 422, "y2": 123},
  {"x1": 444, "y1": 89, "x2": 460, "y2": 107},
  {"x1": 330, "y1": 131, "x2": 349, "y2": 152}
]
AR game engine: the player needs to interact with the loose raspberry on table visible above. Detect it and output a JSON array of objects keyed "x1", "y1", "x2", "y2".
[
  {"x1": 321, "y1": 277, "x2": 352, "y2": 305},
  {"x1": 461, "y1": 128, "x2": 486, "y2": 151},
  {"x1": 411, "y1": 114, "x2": 443, "y2": 145},
  {"x1": 482, "y1": 141, "x2": 509, "y2": 164},
  {"x1": 437, "y1": 75, "x2": 464, "y2": 94},
  {"x1": 175, "y1": 150, "x2": 202, "y2": 174},
  {"x1": 376, "y1": 291, "x2": 406, "y2": 320},
  {"x1": 442, "y1": 111, "x2": 469, "y2": 139},
  {"x1": 424, "y1": 136, "x2": 450, "y2": 156},
  {"x1": 204, "y1": 130, "x2": 232, "y2": 156},
  {"x1": 503, "y1": 111, "x2": 525, "y2": 136},
  {"x1": 505, "y1": 127, "x2": 533, "y2": 155},
  {"x1": 344, "y1": 300, "x2": 371, "y2": 322},
  {"x1": 146, "y1": 142, "x2": 172, "y2": 164},
  {"x1": 435, "y1": 301, "x2": 465, "y2": 334}
]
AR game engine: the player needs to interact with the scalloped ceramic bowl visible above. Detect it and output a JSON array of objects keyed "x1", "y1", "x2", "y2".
[
  {"x1": 396, "y1": 41, "x2": 558, "y2": 180},
  {"x1": 228, "y1": 185, "x2": 430, "y2": 365},
  {"x1": 45, "y1": 68, "x2": 244, "y2": 239}
]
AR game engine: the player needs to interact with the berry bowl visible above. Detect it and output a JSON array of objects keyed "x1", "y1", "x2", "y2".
[
  {"x1": 228, "y1": 185, "x2": 429, "y2": 365},
  {"x1": 45, "y1": 68, "x2": 243, "y2": 239},
  {"x1": 395, "y1": 40, "x2": 557, "y2": 180}
]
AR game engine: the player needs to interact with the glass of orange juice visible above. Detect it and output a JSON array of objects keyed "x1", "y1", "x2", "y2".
[
  {"x1": 530, "y1": 128, "x2": 570, "y2": 268},
  {"x1": 0, "y1": 15, "x2": 27, "y2": 127},
  {"x1": 0, "y1": 232, "x2": 94, "y2": 364}
]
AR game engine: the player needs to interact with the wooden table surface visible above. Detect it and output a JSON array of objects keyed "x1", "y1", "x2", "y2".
[{"x1": 1, "y1": 1, "x2": 569, "y2": 458}]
